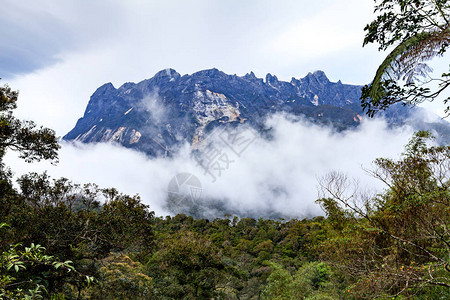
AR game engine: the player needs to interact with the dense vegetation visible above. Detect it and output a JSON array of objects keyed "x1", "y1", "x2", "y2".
[{"x1": 1, "y1": 81, "x2": 449, "y2": 299}]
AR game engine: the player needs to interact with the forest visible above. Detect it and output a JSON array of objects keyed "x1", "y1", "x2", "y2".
[{"x1": 1, "y1": 82, "x2": 449, "y2": 299}]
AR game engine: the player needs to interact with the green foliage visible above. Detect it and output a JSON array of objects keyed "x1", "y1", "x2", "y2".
[
  {"x1": 0, "y1": 83, "x2": 59, "y2": 163},
  {"x1": 148, "y1": 230, "x2": 224, "y2": 299},
  {"x1": 144, "y1": 215, "x2": 329, "y2": 299},
  {"x1": 86, "y1": 254, "x2": 153, "y2": 299},
  {"x1": 261, "y1": 262, "x2": 340, "y2": 300},
  {"x1": 1, "y1": 170, "x2": 155, "y2": 298},
  {"x1": 317, "y1": 131, "x2": 450, "y2": 298},
  {"x1": 100, "y1": 189, "x2": 155, "y2": 256},
  {"x1": 0, "y1": 227, "x2": 75, "y2": 299},
  {"x1": 361, "y1": 0, "x2": 450, "y2": 116},
  {"x1": 261, "y1": 262, "x2": 294, "y2": 299}
]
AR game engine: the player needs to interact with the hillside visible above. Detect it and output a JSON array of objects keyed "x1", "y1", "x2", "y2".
[{"x1": 64, "y1": 68, "x2": 449, "y2": 156}]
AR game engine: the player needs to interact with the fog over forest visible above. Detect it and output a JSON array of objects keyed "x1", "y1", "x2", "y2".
[{"x1": 6, "y1": 113, "x2": 415, "y2": 218}]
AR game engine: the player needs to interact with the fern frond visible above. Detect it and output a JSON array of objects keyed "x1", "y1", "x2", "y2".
[
  {"x1": 368, "y1": 26, "x2": 450, "y2": 103},
  {"x1": 398, "y1": 26, "x2": 450, "y2": 83}
]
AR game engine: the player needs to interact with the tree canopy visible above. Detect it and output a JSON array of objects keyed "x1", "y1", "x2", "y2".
[
  {"x1": 0, "y1": 82, "x2": 448, "y2": 298},
  {"x1": 361, "y1": 0, "x2": 450, "y2": 116},
  {"x1": 317, "y1": 131, "x2": 450, "y2": 298},
  {"x1": 0, "y1": 83, "x2": 59, "y2": 164}
]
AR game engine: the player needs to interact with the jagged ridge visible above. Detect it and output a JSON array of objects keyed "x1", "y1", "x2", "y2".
[{"x1": 64, "y1": 68, "x2": 448, "y2": 156}]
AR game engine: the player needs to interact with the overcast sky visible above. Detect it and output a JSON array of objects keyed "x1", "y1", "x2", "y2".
[
  {"x1": 1, "y1": 0, "x2": 396, "y2": 135},
  {"x1": 4, "y1": 0, "x2": 449, "y2": 137}
]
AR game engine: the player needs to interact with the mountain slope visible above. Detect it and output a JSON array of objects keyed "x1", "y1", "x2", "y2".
[{"x1": 63, "y1": 68, "x2": 448, "y2": 156}]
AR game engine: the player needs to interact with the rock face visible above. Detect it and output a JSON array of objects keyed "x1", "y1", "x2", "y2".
[{"x1": 63, "y1": 68, "x2": 447, "y2": 156}]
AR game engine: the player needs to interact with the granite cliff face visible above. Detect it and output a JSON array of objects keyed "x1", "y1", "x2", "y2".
[{"x1": 63, "y1": 68, "x2": 447, "y2": 156}]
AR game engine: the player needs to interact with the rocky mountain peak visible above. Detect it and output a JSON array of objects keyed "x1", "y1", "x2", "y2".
[
  {"x1": 64, "y1": 68, "x2": 450, "y2": 158},
  {"x1": 265, "y1": 73, "x2": 279, "y2": 85},
  {"x1": 92, "y1": 82, "x2": 116, "y2": 97},
  {"x1": 243, "y1": 71, "x2": 257, "y2": 81},
  {"x1": 304, "y1": 70, "x2": 329, "y2": 83},
  {"x1": 192, "y1": 68, "x2": 225, "y2": 78},
  {"x1": 152, "y1": 68, "x2": 181, "y2": 82}
]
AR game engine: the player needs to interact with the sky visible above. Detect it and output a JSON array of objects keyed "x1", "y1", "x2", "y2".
[
  {"x1": 2, "y1": 0, "x2": 448, "y2": 216},
  {"x1": 1, "y1": 0, "x2": 391, "y2": 136},
  {"x1": 3, "y1": 0, "x2": 447, "y2": 135}
]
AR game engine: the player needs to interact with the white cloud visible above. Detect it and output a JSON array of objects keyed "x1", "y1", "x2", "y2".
[
  {"x1": 5, "y1": 0, "x2": 389, "y2": 137},
  {"x1": 4, "y1": 115, "x2": 414, "y2": 218},
  {"x1": 138, "y1": 92, "x2": 168, "y2": 123}
]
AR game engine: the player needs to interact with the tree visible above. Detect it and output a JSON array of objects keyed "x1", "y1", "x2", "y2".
[
  {"x1": 0, "y1": 83, "x2": 59, "y2": 163},
  {"x1": 0, "y1": 171, "x2": 156, "y2": 298},
  {"x1": 86, "y1": 254, "x2": 153, "y2": 299},
  {"x1": 361, "y1": 0, "x2": 450, "y2": 117},
  {"x1": 0, "y1": 83, "x2": 60, "y2": 226},
  {"x1": 0, "y1": 223, "x2": 83, "y2": 299},
  {"x1": 317, "y1": 131, "x2": 450, "y2": 298},
  {"x1": 148, "y1": 231, "x2": 224, "y2": 298},
  {"x1": 261, "y1": 263, "x2": 294, "y2": 300},
  {"x1": 11, "y1": 173, "x2": 155, "y2": 261},
  {"x1": 261, "y1": 262, "x2": 340, "y2": 300}
]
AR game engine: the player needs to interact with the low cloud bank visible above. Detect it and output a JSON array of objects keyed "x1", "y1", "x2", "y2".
[{"x1": 5, "y1": 114, "x2": 414, "y2": 218}]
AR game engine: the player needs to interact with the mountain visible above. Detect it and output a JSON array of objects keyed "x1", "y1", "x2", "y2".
[
  {"x1": 64, "y1": 68, "x2": 449, "y2": 156},
  {"x1": 63, "y1": 68, "x2": 450, "y2": 218}
]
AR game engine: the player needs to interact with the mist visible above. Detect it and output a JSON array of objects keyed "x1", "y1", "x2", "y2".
[{"x1": 4, "y1": 114, "x2": 415, "y2": 219}]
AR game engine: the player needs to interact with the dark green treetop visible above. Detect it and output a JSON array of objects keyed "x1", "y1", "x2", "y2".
[{"x1": 0, "y1": 83, "x2": 59, "y2": 163}]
